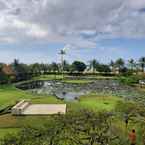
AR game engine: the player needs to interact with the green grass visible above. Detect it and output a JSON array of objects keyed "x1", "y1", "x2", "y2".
[
  {"x1": 0, "y1": 128, "x2": 20, "y2": 138},
  {"x1": 0, "y1": 94, "x2": 120, "y2": 132},
  {"x1": 0, "y1": 81, "x2": 144, "y2": 144},
  {"x1": 67, "y1": 93, "x2": 122, "y2": 112},
  {"x1": 79, "y1": 94, "x2": 121, "y2": 111},
  {"x1": 33, "y1": 74, "x2": 64, "y2": 81},
  {"x1": 0, "y1": 84, "x2": 62, "y2": 110},
  {"x1": 0, "y1": 83, "x2": 127, "y2": 140},
  {"x1": 62, "y1": 79, "x2": 93, "y2": 84},
  {"x1": 31, "y1": 96, "x2": 63, "y2": 104},
  {"x1": 80, "y1": 96, "x2": 120, "y2": 111}
]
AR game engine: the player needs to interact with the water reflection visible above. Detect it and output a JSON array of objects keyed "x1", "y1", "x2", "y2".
[{"x1": 55, "y1": 91, "x2": 85, "y2": 101}]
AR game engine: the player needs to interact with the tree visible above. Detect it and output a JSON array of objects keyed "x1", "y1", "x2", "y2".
[
  {"x1": 139, "y1": 57, "x2": 145, "y2": 72},
  {"x1": 97, "y1": 64, "x2": 111, "y2": 73},
  {"x1": 63, "y1": 60, "x2": 70, "y2": 72},
  {"x1": 0, "y1": 64, "x2": 9, "y2": 84},
  {"x1": 29, "y1": 63, "x2": 42, "y2": 76},
  {"x1": 128, "y1": 59, "x2": 136, "y2": 71},
  {"x1": 0, "y1": 110, "x2": 122, "y2": 145},
  {"x1": 109, "y1": 60, "x2": 115, "y2": 72},
  {"x1": 12, "y1": 59, "x2": 31, "y2": 81},
  {"x1": 50, "y1": 62, "x2": 59, "y2": 72},
  {"x1": 89, "y1": 59, "x2": 98, "y2": 73},
  {"x1": 115, "y1": 58, "x2": 125, "y2": 73},
  {"x1": 71, "y1": 61, "x2": 86, "y2": 72},
  {"x1": 38, "y1": 63, "x2": 50, "y2": 75}
]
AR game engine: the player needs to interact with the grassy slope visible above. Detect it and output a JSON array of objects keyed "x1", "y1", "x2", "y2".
[{"x1": 0, "y1": 85, "x2": 62, "y2": 109}]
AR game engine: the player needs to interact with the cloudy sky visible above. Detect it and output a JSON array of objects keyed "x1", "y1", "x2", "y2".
[{"x1": 0, "y1": 0, "x2": 145, "y2": 64}]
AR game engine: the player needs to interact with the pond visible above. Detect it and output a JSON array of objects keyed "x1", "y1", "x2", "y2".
[{"x1": 17, "y1": 80, "x2": 145, "y2": 102}]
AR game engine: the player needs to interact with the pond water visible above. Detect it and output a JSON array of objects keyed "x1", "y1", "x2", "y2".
[
  {"x1": 18, "y1": 80, "x2": 145, "y2": 103},
  {"x1": 29, "y1": 81, "x2": 89, "y2": 101}
]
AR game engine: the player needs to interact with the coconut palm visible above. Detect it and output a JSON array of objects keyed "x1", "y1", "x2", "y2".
[
  {"x1": 114, "y1": 58, "x2": 125, "y2": 73},
  {"x1": 139, "y1": 57, "x2": 145, "y2": 72},
  {"x1": 109, "y1": 60, "x2": 115, "y2": 72},
  {"x1": 128, "y1": 59, "x2": 135, "y2": 71},
  {"x1": 89, "y1": 59, "x2": 98, "y2": 73}
]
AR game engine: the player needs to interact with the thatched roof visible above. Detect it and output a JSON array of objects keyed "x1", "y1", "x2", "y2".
[{"x1": 2, "y1": 64, "x2": 15, "y2": 75}]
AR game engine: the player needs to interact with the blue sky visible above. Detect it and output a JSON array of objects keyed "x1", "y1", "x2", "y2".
[
  {"x1": 0, "y1": 0, "x2": 145, "y2": 64},
  {"x1": 0, "y1": 38, "x2": 145, "y2": 64}
]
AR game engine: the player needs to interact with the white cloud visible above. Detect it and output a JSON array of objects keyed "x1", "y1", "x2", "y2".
[{"x1": 0, "y1": 0, "x2": 145, "y2": 46}]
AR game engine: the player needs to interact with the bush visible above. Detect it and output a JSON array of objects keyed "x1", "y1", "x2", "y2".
[
  {"x1": 118, "y1": 75, "x2": 144, "y2": 85},
  {"x1": 0, "y1": 110, "x2": 124, "y2": 145}
]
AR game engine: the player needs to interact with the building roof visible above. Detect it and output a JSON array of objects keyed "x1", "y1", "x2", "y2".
[{"x1": 2, "y1": 64, "x2": 15, "y2": 75}]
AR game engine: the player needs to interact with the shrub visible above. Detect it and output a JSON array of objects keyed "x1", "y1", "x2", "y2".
[{"x1": 0, "y1": 110, "x2": 124, "y2": 145}]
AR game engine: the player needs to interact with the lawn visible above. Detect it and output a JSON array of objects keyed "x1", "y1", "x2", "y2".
[
  {"x1": 1, "y1": 83, "x2": 143, "y2": 144},
  {"x1": 0, "y1": 84, "x2": 123, "y2": 138},
  {"x1": 79, "y1": 95, "x2": 122, "y2": 111},
  {"x1": 0, "y1": 128, "x2": 20, "y2": 139},
  {"x1": 34, "y1": 74, "x2": 115, "y2": 81},
  {"x1": 0, "y1": 85, "x2": 62, "y2": 110},
  {"x1": 68, "y1": 94, "x2": 122, "y2": 112},
  {"x1": 62, "y1": 79, "x2": 93, "y2": 84},
  {"x1": 33, "y1": 74, "x2": 64, "y2": 81}
]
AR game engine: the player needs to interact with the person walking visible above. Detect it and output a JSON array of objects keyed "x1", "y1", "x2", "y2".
[{"x1": 129, "y1": 129, "x2": 136, "y2": 145}]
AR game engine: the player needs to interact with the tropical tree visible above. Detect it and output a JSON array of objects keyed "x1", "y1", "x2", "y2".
[
  {"x1": 0, "y1": 110, "x2": 123, "y2": 145},
  {"x1": 139, "y1": 57, "x2": 145, "y2": 72},
  {"x1": 97, "y1": 64, "x2": 111, "y2": 72},
  {"x1": 71, "y1": 61, "x2": 86, "y2": 73},
  {"x1": 115, "y1": 58, "x2": 125, "y2": 73},
  {"x1": 50, "y1": 62, "x2": 59, "y2": 72},
  {"x1": 109, "y1": 60, "x2": 115, "y2": 72},
  {"x1": 12, "y1": 59, "x2": 31, "y2": 81},
  {"x1": 89, "y1": 59, "x2": 98, "y2": 73},
  {"x1": 63, "y1": 60, "x2": 70, "y2": 72},
  {"x1": 128, "y1": 59, "x2": 136, "y2": 71},
  {"x1": 0, "y1": 64, "x2": 9, "y2": 84}
]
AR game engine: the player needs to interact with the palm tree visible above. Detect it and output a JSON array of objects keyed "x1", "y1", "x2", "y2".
[
  {"x1": 109, "y1": 60, "x2": 115, "y2": 72},
  {"x1": 63, "y1": 60, "x2": 70, "y2": 72},
  {"x1": 59, "y1": 49, "x2": 66, "y2": 78},
  {"x1": 89, "y1": 59, "x2": 98, "y2": 73},
  {"x1": 115, "y1": 58, "x2": 125, "y2": 73},
  {"x1": 50, "y1": 62, "x2": 59, "y2": 72},
  {"x1": 139, "y1": 57, "x2": 145, "y2": 72},
  {"x1": 128, "y1": 59, "x2": 135, "y2": 71}
]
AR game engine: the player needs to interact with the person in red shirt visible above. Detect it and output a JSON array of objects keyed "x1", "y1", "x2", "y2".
[{"x1": 129, "y1": 129, "x2": 136, "y2": 145}]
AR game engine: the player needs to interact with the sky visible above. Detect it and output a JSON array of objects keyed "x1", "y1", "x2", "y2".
[{"x1": 0, "y1": 0, "x2": 145, "y2": 64}]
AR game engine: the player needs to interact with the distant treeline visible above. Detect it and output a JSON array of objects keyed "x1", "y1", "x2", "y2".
[{"x1": 0, "y1": 57, "x2": 145, "y2": 84}]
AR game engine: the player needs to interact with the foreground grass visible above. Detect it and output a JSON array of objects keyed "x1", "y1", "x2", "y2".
[
  {"x1": 0, "y1": 128, "x2": 20, "y2": 139},
  {"x1": 67, "y1": 93, "x2": 122, "y2": 112},
  {"x1": 0, "y1": 85, "x2": 62, "y2": 110},
  {"x1": 79, "y1": 94, "x2": 122, "y2": 111},
  {"x1": 0, "y1": 83, "x2": 143, "y2": 144},
  {"x1": 0, "y1": 84, "x2": 123, "y2": 138}
]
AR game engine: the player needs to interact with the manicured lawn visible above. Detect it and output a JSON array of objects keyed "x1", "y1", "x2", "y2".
[
  {"x1": 0, "y1": 128, "x2": 20, "y2": 138},
  {"x1": 62, "y1": 79, "x2": 93, "y2": 84},
  {"x1": 33, "y1": 74, "x2": 115, "y2": 81},
  {"x1": 0, "y1": 85, "x2": 62, "y2": 110},
  {"x1": 33, "y1": 74, "x2": 64, "y2": 81},
  {"x1": 0, "y1": 85, "x2": 31, "y2": 109},
  {"x1": 70, "y1": 94, "x2": 122, "y2": 111},
  {"x1": 0, "y1": 84, "x2": 123, "y2": 139},
  {"x1": 80, "y1": 95, "x2": 121, "y2": 111}
]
